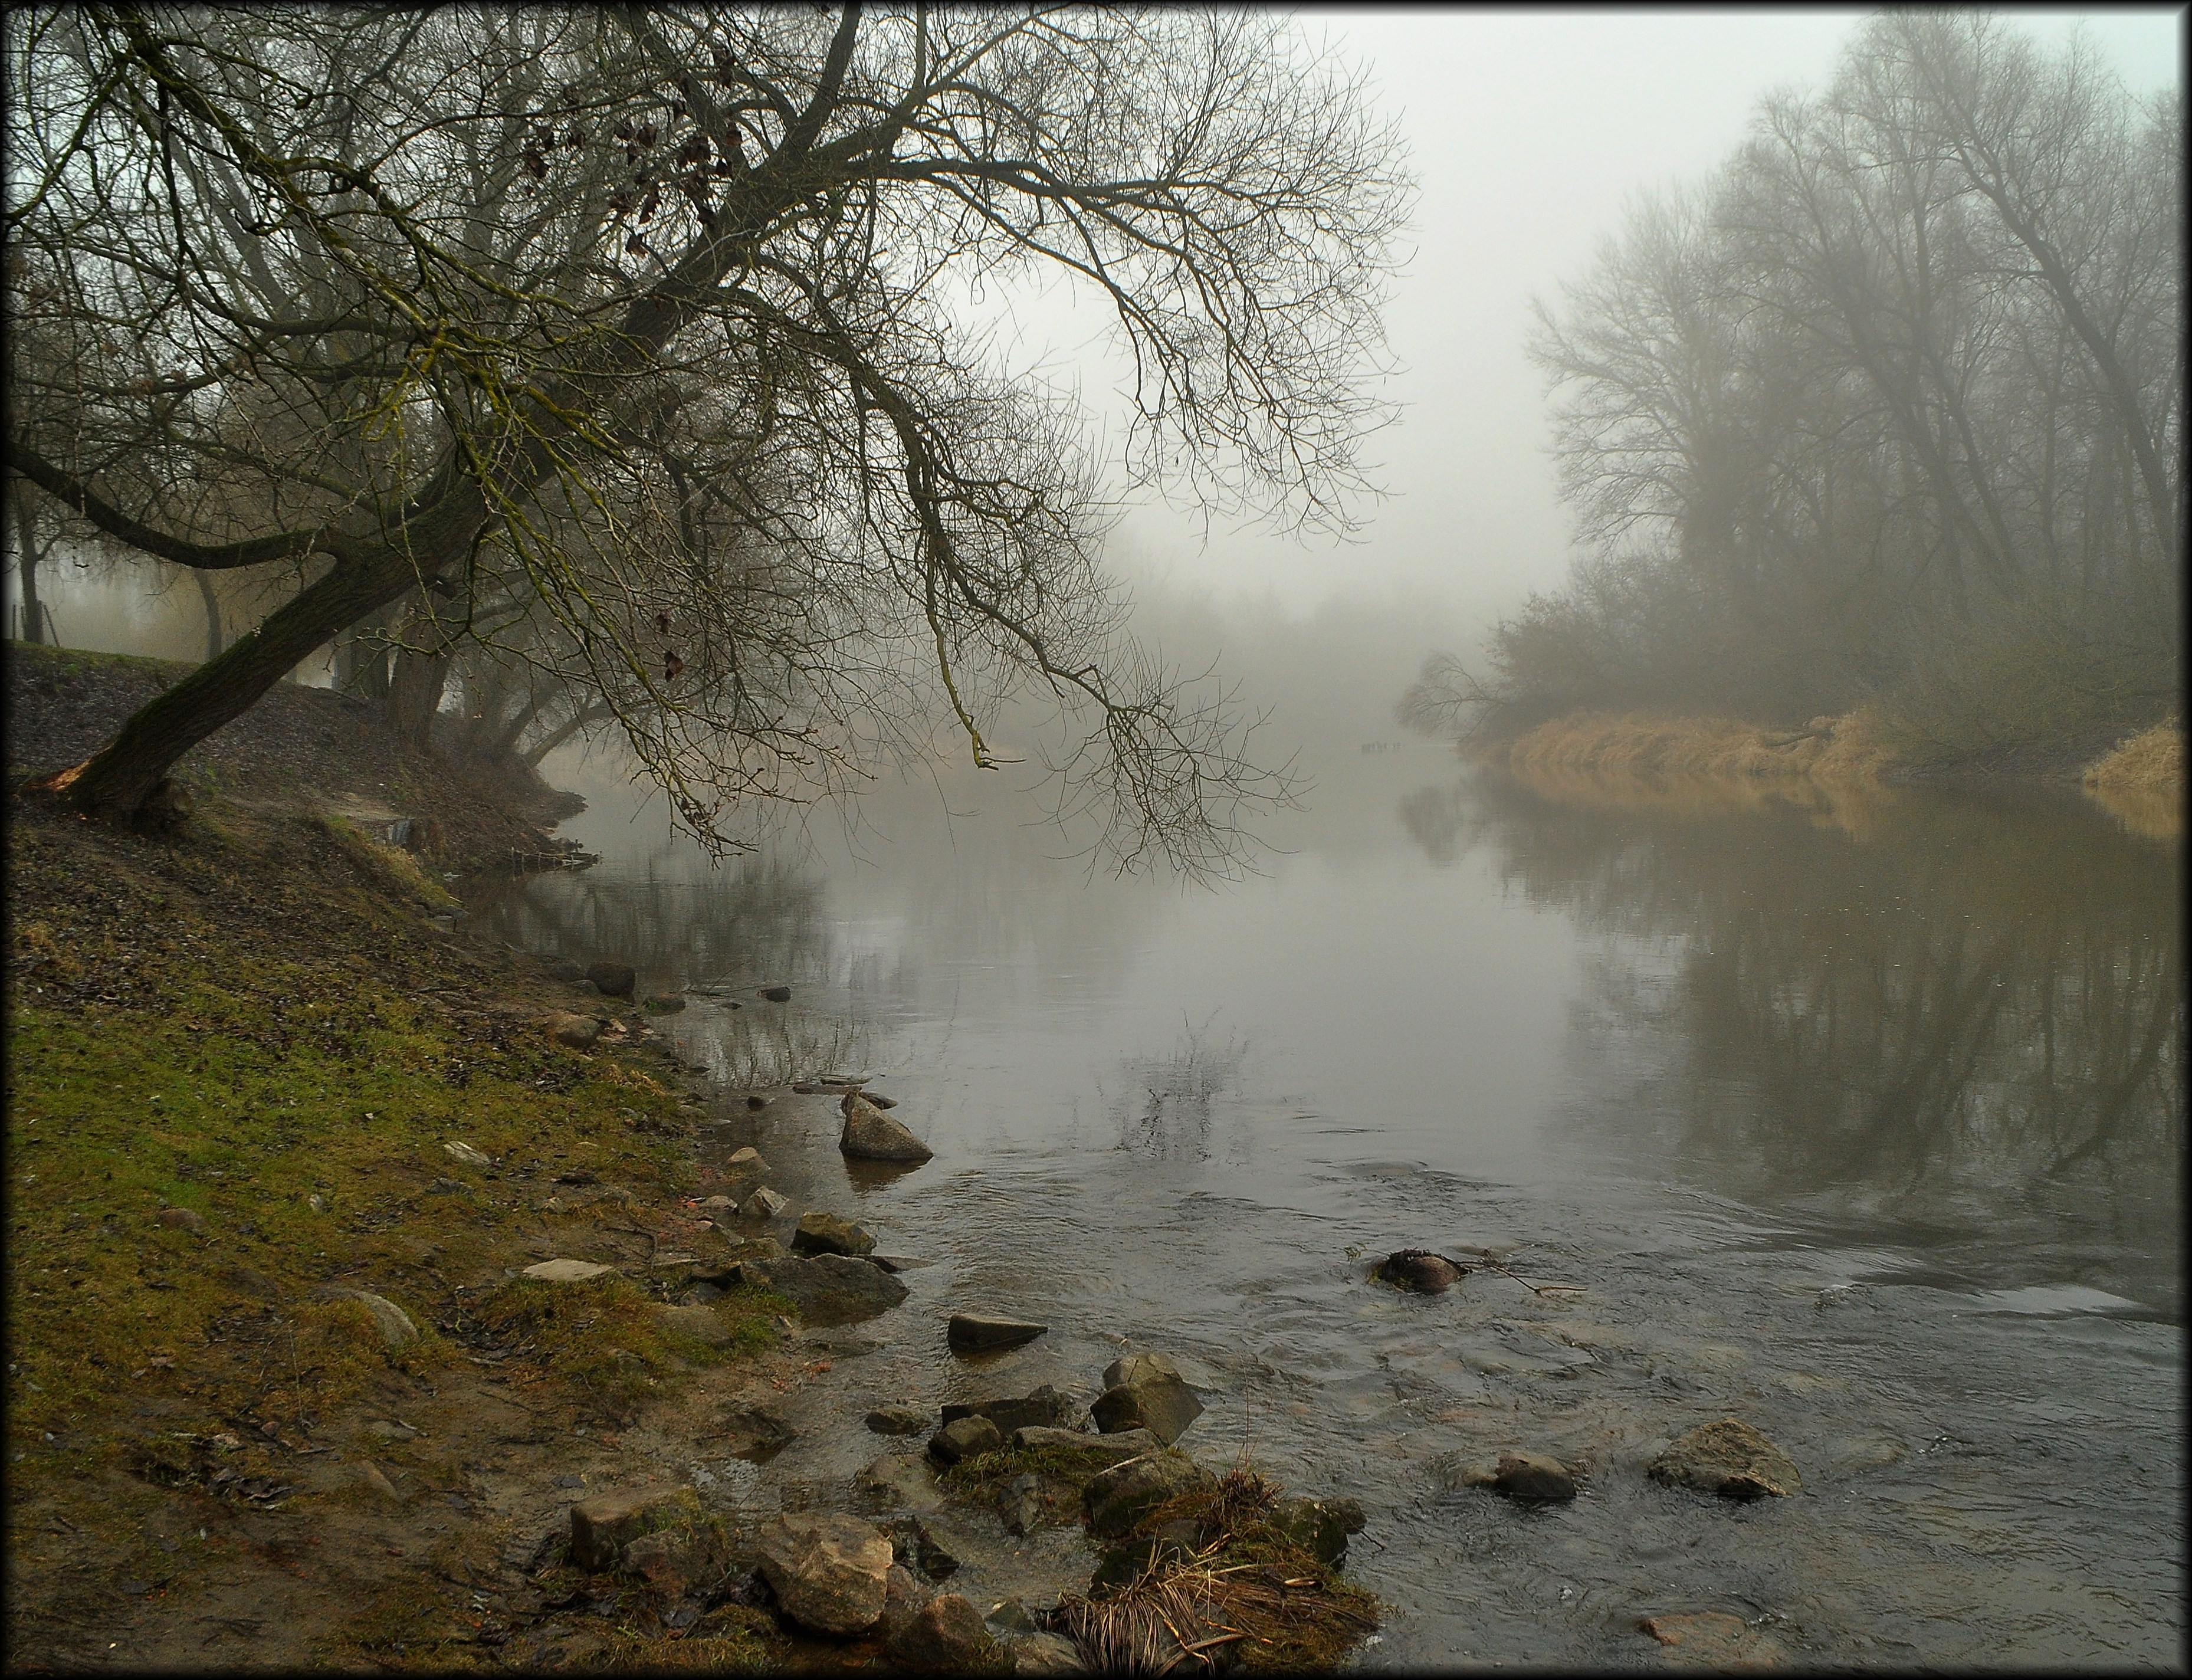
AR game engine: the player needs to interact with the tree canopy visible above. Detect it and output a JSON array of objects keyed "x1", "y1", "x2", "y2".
[{"x1": 6, "y1": 5, "x2": 1408, "y2": 872}]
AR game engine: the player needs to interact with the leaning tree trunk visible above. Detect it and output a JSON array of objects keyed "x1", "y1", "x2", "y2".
[
  {"x1": 33, "y1": 546, "x2": 432, "y2": 822},
  {"x1": 11, "y1": 488, "x2": 45, "y2": 647},
  {"x1": 193, "y1": 567, "x2": 225, "y2": 662}
]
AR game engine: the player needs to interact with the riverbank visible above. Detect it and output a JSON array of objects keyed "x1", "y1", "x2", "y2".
[
  {"x1": 6, "y1": 648, "x2": 1384, "y2": 1670},
  {"x1": 1487, "y1": 706, "x2": 2183, "y2": 838}
]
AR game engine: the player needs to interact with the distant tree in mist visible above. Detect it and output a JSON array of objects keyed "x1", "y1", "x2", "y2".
[{"x1": 1407, "y1": 14, "x2": 2181, "y2": 756}]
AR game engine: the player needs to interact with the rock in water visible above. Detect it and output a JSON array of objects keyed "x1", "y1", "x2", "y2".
[
  {"x1": 760, "y1": 985, "x2": 792, "y2": 1002},
  {"x1": 754, "y1": 1512, "x2": 894, "y2": 1635},
  {"x1": 1269, "y1": 1495, "x2": 1366, "y2": 1564},
  {"x1": 1091, "y1": 1361, "x2": 1203, "y2": 1445},
  {"x1": 733, "y1": 1253, "x2": 909, "y2": 1325},
  {"x1": 586, "y1": 961, "x2": 636, "y2": 998},
  {"x1": 792, "y1": 1211, "x2": 877, "y2": 1257},
  {"x1": 840, "y1": 1094, "x2": 935, "y2": 1163},
  {"x1": 1649, "y1": 1418, "x2": 1802, "y2": 1499},
  {"x1": 888, "y1": 1592, "x2": 999, "y2": 1673},
  {"x1": 928, "y1": 1415, "x2": 1003, "y2": 1466},
  {"x1": 867, "y1": 1405, "x2": 929, "y2": 1436},
  {"x1": 947, "y1": 1313, "x2": 1046, "y2": 1353},
  {"x1": 742, "y1": 1186, "x2": 791, "y2": 1220},
  {"x1": 1488, "y1": 1452, "x2": 1577, "y2": 1502},
  {"x1": 856, "y1": 1452, "x2": 943, "y2": 1513},
  {"x1": 1376, "y1": 1249, "x2": 1462, "y2": 1292},
  {"x1": 642, "y1": 993, "x2": 686, "y2": 1014},
  {"x1": 569, "y1": 1484, "x2": 700, "y2": 1571},
  {"x1": 1005, "y1": 1632, "x2": 1087, "y2": 1674},
  {"x1": 1082, "y1": 1452, "x2": 1213, "y2": 1540},
  {"x1": 940, "y1": 1383, "x2": 1079, "y2": 1435}
]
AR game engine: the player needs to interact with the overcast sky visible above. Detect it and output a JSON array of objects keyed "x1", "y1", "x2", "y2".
[{"x1": 995, "y1": 8, "x2": 2187, "y2": 628}]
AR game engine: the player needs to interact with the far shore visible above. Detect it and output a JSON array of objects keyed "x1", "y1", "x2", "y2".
[{"x1": 1477, "y1": 708, "x2": 2184, "y2": 841}]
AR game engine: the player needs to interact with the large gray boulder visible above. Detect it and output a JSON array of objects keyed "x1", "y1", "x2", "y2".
[
  {"x1": 1091, "y1": 1369, "x2": 1203, "y2": 1445},
  {"x1": 1649, "y1": 1418, "x2": 1801, "y2": 1500},
  {"x1": 753, "y1": 1512, "x2": 895, "y2": 1635},
  {"x1": 733, "y1": 1253, "x2": 908, "y2": 1325},
  {"x1": 840, "y1": 1094, "x2": 934, "y2": 1162}
]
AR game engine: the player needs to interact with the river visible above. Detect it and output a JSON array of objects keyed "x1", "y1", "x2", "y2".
[{"x1": 477, "y1": 740, "x2": 2184, "y2": 1669}]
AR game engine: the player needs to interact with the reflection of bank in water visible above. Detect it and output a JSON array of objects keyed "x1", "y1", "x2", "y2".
[
  {"x1": 2082, "y1": 720, "x2": 2184, "y2": 841},
  {"x1": 1431, "y1": 766, "x2": 2185, "y2": 1313}
]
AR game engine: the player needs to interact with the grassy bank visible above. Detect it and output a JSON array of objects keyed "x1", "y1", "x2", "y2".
[
  {"x1": 1497, "y1": 707, "x2": 1900, "y2": 785},
  {"x1": 2082, "y1": 720, "x2": 2186, "y2": 840},
  {"x1": 5, "y1": 704, "x2": 790, "y2": 1666},
  {"x1": 1492, "y1": 707, "x2": 2182, "y2": 839}
]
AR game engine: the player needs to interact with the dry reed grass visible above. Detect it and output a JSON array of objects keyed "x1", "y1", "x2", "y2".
[
  {"x1": 1492, "y1": 707, "x2": 1900, "y2": 836},
  {"x1": 2082, "y1": 720, "x2": 2184, "y2": 840},
  {"x1": 1049, "y1": 1471, "x2": 1379, "y2": 1674}
]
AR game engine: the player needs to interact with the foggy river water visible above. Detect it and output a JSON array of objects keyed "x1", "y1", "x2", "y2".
[{"x1": 480, "y1": 744, "x2": 2183, "y2": 1669}]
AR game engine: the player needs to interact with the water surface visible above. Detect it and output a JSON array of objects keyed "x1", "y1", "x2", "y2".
[{"x1": 482, "y1": 746, "x2": 2183, "y2": 1668}]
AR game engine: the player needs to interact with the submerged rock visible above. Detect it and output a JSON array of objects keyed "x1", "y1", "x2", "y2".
[
  {"x1": 1485, "y1": 1452, "x2": 1578, "y2": 1502},
  {"x1": 867, "y1": 1405, "x2": 930, "y2": 1436},
  {"x1": 857, "y1": 1451, "x2": 944, "y2": 1513},
  {"x1": 1640, "y1": 1611, "x2": 1786, "y2": 1667},
  {"x1": 947, "y1": 1312, "x2": 1046, "y2": 1353},
  {"x1": 888, "y1": 1592, "x2": 999, "y2": 1673},
  {"x1": 733, "y1": 1253, "x2": 908, "y2": 1325},
  {"x1": 754, "y1": 1512, "x2": 894, "y2": 1635},
  {"x1": 717, "y1": 1403, "x2": 797, "y2": 1462},
  {"x1": 1649, "y1": 1418, "x2": 1802, "y2": 1499},
  {"x1": 642, "y1": 994, "x2": 686, "y2": 1014},
  {"x1": 841, "y1": 1095, "x2": 935, "y2": 1163},
  {"x1": 1375, "y1": 1249, "x2": 1463, "y2": 1292},
  {"x1": 1006, "y1": 1631, "x2": 1087, "y2": 1674}
]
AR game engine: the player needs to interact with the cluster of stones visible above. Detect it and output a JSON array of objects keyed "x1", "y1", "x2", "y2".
[{"x1": 1458, "y1": 1418, "x2": 1802, "y2": 1505}]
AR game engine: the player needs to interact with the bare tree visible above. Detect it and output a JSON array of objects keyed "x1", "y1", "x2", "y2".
[{"x1": 6, "y1": 6, "x2": 1407, "y2": 874}]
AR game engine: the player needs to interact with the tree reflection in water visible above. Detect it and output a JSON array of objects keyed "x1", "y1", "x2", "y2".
[
  {"x1": 484, "y1": 860, "x2": 872, "y2": 1087},
  {"x1": 1402, "y1": 768, "x2": 2184, "y2": 1302}
]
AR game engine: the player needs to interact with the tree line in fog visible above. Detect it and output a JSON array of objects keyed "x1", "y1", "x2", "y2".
[{"x1": 1407, "y1": 13, "x2": 2181, "y2": 760}]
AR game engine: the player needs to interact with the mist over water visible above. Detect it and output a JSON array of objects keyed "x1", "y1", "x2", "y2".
[{"x1": 477, "y1": 737, "x2": 2182, "y2": 1668}]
